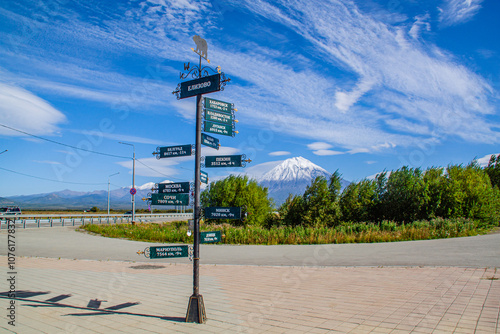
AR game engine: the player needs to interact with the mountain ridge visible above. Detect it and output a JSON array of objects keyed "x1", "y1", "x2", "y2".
[{"x1": 3, "y1": 157, "x2": 349, "y2": 209}]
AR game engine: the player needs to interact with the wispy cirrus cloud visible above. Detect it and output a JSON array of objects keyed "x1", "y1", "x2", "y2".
[
  {"x1": 438, "y1": 0, "x2": 484, "y2": 27},
  {"x1": 33, "y1": 160, "x2": 62, "y2": 165},
  {"x1": 231, "y1": 0, "x2": 497, "y2": 151},
  {"x1": 1, "y1": 0, "x2": 497, "y2": 154},
  {"x1": 0, "y1": 83, "x2": 66, "y2": 136}
]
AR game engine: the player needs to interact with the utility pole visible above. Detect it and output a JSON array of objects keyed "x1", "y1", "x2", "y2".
[
  {"x1": 107, "y1": 172, "x2": 119, "y2": 215},
  {"x1": 119, "y1": 142, "x2": 136, "y2": 222}
]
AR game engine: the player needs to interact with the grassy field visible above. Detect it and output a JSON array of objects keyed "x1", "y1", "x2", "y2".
[{"x1": 79, "y1": 217, "x2": 496, "y2": 245}]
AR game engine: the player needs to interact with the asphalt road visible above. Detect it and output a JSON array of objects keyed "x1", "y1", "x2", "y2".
[{"x1": 1, "y1": 226, "x2": 499, "y2": 267}]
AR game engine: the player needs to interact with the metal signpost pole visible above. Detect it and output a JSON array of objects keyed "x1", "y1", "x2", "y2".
[{"x1": 186, "y1": 53, "x2": 206, "y2": 324}]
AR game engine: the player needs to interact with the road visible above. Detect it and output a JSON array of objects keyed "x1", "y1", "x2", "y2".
[{"x1": 1, "y1": 226, "x2": 499, "y2": 267}]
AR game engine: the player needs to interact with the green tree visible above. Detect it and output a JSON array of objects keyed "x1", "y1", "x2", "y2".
[
  {"x1": 381, "y1": 167, "x2": 424, "y2": 223},
  {"x1": 201, "y1": 175, "x2": 273, "y2": 226},
  {"x1": 420, "y1": 167, "x2": 446, "y2": 219},
  {"x1": 278, "y1": 194, "x2": 305, "y2": 227},
  {"x1": 302, "y1": 176, "x2": 340, "y2": 227},
  {"x1": 340, "y1": 179, "x2": 377, "y2": 222},
  {"x1": 484, "y1": 154, "x2": 500, "y2": 189},
  {"x1": 329, "y1": 170, "x2": 343, "y2": 201},
  {"x1": 441, "y1": 162, "x2": 500, "y2": 223}
]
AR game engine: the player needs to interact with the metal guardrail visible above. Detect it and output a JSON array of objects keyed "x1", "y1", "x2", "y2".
[{"x1": 0, "y1": 213, "x2": 193, "y2": 229}]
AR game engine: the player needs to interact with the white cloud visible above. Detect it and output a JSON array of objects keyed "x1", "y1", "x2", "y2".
[
  {"x1": 269, "y1": 151, "x2": 290, "y2": 156},
  {"x1": 0, "y1": 83, "x2": 66, "y2": 136},
  {"x1": 312, "y1": 149, "x2": 345, "y2": 156},
  {"x1": 307, "y1": 142, "x2": 333, "y2": 150},
  {"x1": 334, "y1": 78, "x2": 375, "y2": 112},
  {"x1": 74, "y1": 131, "x2": 168, "y2": 146},
  {"x1": 438, "y1": 0, "x2": 483, "y2": 27},
  {"x1": 307, "y1": 142, "x2": 345, "y2": 156},
  {"x1": 477, "y1": 153, "x2": 499, "y2": 167},
  {"x1": 409, "y1": 14, "x2": 431, "y2": 39}
]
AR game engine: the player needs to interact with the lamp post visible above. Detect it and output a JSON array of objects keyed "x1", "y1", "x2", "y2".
[
  {"x1": 0, "y1": 150, "x2": 7, "y2": 155},
  {"x1": 119, "y1": 142, "x2": 135, "y2": 222},
  {"x1": 107, "y1": 172, "x2": 120, "y2": 215}
]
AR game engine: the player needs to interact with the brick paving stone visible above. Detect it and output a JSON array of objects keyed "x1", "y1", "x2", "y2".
[{"x1": 1, "y1": 257, "x2": 499, "y2": 333}]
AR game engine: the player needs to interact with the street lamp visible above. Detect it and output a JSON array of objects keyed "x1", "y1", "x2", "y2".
[
  {"x1": 0, "y1": 150, "x2": 7, "y2": 155},
  {"x1": 119, "y1": 142, "x2": 136, "y2": 222},
  {"x1": 107, "y1": 172, "x2": 120, "y2": 215}
]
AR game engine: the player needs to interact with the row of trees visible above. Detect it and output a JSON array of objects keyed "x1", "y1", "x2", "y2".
[{"x1": 201, "y1": 156, "x2": 500, "y2": 227}]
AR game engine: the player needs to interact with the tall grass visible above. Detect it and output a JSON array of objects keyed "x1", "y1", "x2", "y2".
[{"x1": 79, "y1": 217, "x2": 492, "y2": 245}]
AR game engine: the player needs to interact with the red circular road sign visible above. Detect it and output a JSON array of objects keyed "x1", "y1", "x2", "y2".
[{"x1": 130, "y1": 188, "x2": 137, "y2": 195}]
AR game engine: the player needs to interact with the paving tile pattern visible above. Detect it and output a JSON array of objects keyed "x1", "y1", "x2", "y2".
[{"x1": 1, "y1": 257, "x2": 498, "y2": 333}]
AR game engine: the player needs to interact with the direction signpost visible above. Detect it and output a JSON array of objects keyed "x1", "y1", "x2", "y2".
[
  {"x1": 158, "y1": 182, "x2": 190, "y2": 194},
  {"x1": 201, "y1": 133, "x2": 219, "y2": 150},
  {"x1": 169, "y1": 35, "x2": 235, "y2": 324},
  {"x1": 204, "y1": 121, "x2": 235, "y2": 137},
  {"x1": 180, "y1": 73, "x2": 221, "y2": 99},
  {"x1": 151, "y1": 193, "x2": 189, "y2": 206},
  {"x1": 200, "y1": 170, "x2": 209, "y2": 184},
  {"x1": 204, "y1": 207, "x2": 242, "y2": 220},
  {"x1": 204, "y1": 109, "x2": 233, "y2": 125},
  {"x1": 205, "y1": 155, "x2": 243, "y2": 168},
  {"x1": 204, "y1": 97, "x2": 232, "y2": 113},
  {"x1": 200, "y1": 231, "x2": 222, "y2": 243},
  {"x1": 149, "y1": 245, "x2": 188, "y2": 259},
  {"x1": 157, "y1": 145, "x2": 192, "y2": 158}
]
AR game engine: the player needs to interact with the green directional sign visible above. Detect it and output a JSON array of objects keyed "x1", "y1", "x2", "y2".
[
  {"x1": 159, "y1": 145, "x2": 192, "y2": 158},
  {"x1": 151, "y1": 193, "x2": 189, "y2": 205},
  {"x1": 158, "y1": 182, "x2": 190, "y2": 194},
  {"x1": 149, "y1": 245, "x2": 188, "y2": 259},
  {"x1": 180, "y1": 74, "x2": 221, "y2": 99},
  {"x1": 204, "y1": 97, "x2": 232, "y2": 114},
  {"x1": 205, "y1": 155, "x2": 242, "y2": 168},
  {"x1": 204, "y1": 109, "x2": 233, "y2": 125},
  {"x1": 204, "y1": 207, "x2": 242, "y2": 220},
  {"x1": 200, "y1": 170, "x2": 208, "y2": 184},
  {"x1": 201, "y1": 133, "x2": 219, "y2": 150},
  {"x1": 204, "y1": 121, "x2": 234, "y2": 137},
  {"x1": 200, "y1": 231, "x2": 222, "y2": 244}
]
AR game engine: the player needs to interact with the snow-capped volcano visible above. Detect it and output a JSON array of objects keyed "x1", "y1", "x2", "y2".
[
  {"x1": 260, "y1": 156, "x2": 330, "y2": 183},
  {"x1": 258, "y1": 156, "x2": 349, "y2": 205}
]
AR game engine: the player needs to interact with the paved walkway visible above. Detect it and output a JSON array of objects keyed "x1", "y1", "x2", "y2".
[
  {"x1": 1, "y1": 258, "x2": 499, "y2": 333},
  {"x1": 0, "y1": 227, "x2": 499, "y2": 333}
]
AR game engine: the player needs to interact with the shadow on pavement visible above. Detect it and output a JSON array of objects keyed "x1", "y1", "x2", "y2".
[{"x1": 0, "y1": 290, "x2": 185, "y2": 323}]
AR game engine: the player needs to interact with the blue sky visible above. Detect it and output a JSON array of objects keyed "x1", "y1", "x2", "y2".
[{"x1": 1, "y1": 0, "x2": 499, "y2": 197}]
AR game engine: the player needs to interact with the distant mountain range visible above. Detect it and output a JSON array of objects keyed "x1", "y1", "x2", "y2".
[
  {"x1": 2, "y1": 183, "x2": 156, "y2": 210},
  {"x1": 2, "y1": 157, "x2": 349, "y2": 209}
]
